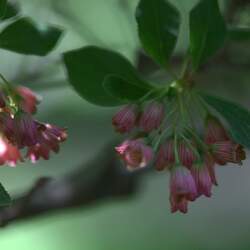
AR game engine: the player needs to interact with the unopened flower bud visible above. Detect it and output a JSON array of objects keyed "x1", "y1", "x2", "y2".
[
  {"x1": 178, "y1": 142, "x2": 196, "y2": 168},
  {"x1": 155, "y1": 141, "x2": 174, "y2": 171},
  {"x1": 112, "y1": 105, "x2": 137, "y2": 133},
  {"x1": 139, "y1": 101, "x2": 164, "y2": 133}
]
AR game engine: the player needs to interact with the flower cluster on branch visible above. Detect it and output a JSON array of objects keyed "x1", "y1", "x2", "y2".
[
  {"x1": 112, "y1": 86, "x2": 246, "y2": 213},
  {"x1": 0, "y1": 77, "x2": 67, "y2": 166}
]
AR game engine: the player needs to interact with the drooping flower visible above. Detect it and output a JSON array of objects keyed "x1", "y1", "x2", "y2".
[
  {"x1": 16, "y1": 86, "x2": 40, "y2": 114},
  {"x1": 2, "y1": 112, "x2": 62, "y2": 151},
  {"x1": 139, "y1": 101, "x2": 165, "y2": 133},
  {"x1": 0, "y1": 113, "x2": 44, "y2": 149},
  {"x1": 112, "y1": 105, "x2": 137, "y2": 133},
  {"x1": 170, "y1": 166, "x2": 197, "y2": 214},
  {"x1": 115, "y1": 139, "x2": 153, "y2": 171},
  {"x1": 205, "y1": 116, "x2": 229, "y2": 144},
  {"x1": 41, "y1": 123, "x2": 67, "y2": 143},
  {"x1": 155, "y1": 141, "x2": 175, "y2": 171},
  {"x1": 212, "y1": 141, "x2": 246, "y2": 165},
  {"x1": 191, "y1": 164, "x2": 213, "y2": 198},
  {"x1": 26, "y1": 122, "x2": 67, "y2": 163},
  {"x1": 0, "y1": 137, "x2": 23, "y2": 167},
  {"x1": 26, "y1": 144, "x2": 50, "y2": 163},
  {"x1": 12, "y1": 112, "x2": 39, "y2": 148},
  {"x1": 0, "y1": 77, "x2": 67, "y2": 165}
]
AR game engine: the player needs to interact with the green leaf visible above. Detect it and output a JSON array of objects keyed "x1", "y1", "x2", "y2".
[
  {"x1": 0, "y1": 183, "x2": 11, "y2": 206},
  {"x1": 0, "y1": 0, "x2": 7, "y2": 18},
  {"x1": 189, "y1": 0, "x2": 227, "y2": 70},
  {"x1": 63, "y1": 46, "x2": 151, "y2": 106},
  {"x1": 136, "y1": 0, "x2": 180, "y2": 67},
  {"x1": 0, "y1": 17, "x2": 62, "y2": 56},
  {"x1": 1, "y1": 1, "x2": 19, "y2": 20},
  {"x1": 228, "y1": 27, "x2": 250, "y2": 42},
  {"x1": 201, "y1": 93, "x2": 250, "y2": 148},
  {"x1": 103, "y1": 75, "x2": 150, "y2": 102}
]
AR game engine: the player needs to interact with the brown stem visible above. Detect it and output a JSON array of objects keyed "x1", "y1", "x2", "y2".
[{"x1": 0, "y1": 142, "x2": 148, "y2": 227}]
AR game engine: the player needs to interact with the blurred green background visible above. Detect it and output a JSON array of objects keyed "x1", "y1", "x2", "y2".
[{"x1": 0, "y1": 0, "x2": 249, "y2": 249}]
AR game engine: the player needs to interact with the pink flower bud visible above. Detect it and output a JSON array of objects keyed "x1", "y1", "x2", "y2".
[
  {"x1": 205, "y1": 116, "x2": 229, "y2": 144},
  {"x1": 178, "y1": 142, "x2": 196, "y2": 168},
  {"x1": 16, "y1": 86, "x2": 40, "y2": 114},
  {"x1": 112, "y1": 105, "x2": 137, "y2": 133},
  {"x1": 155, "y1": 140, "x2": 196, "y2": 171},
  {"x1": 139, "y1": 101, "x2": 164, "y2": 133},
  {"x1": 170, "y1": 166, "x2": 197, "y2": 214},
  {"x1": 115, "y1": 139, "x2": 153, "y2": 171},
  {"x1": 212, "y1": 141, "x2": 246, "y2": 165},
  {"x1": 155, "y1": 141, "x2": 174, "y2": 171}
]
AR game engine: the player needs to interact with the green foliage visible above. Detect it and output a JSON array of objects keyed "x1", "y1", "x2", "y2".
[
  {"x1": 63, "y1": 46, "x2": 151, "y2": 106},
  {"x1": 0, "y1": 17, "x2": 62, "y2": 56},
  {"x1": 136, "y1": 0, "x2": 180, "y2": 67},
  {"x1": 189, "y1": 0, "x2": 227, "y2": 70},
  {"x1": 0, "y1": 0, "x2": 6, "y2": 18},
  {"x1": 228, "y1": 27, "x2": 250, "y2": 41},
  {"x1": 63, "y1": 0, "x2": 232, "y2": 107},
  {"x1": 0, "y1": 183, "x2": 11, "y2": 206},
  {"x1": 103, "y1": 75, "x2": 150, "y2": 103},
  {"x1": 202, "y1": 94, "x2": 250, "y2": 148},
  {"x1": 0, "y1": 1, "x2": 19, "y2": 20}
]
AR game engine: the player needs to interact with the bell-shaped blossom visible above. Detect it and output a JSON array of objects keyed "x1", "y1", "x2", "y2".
[
  {"x1": 170, "y1": 166, "x2": 197, "y2": 213},
  {"x1": 12, "y1": 112, "x2": 39, "y2": 148},
  {"x1": 26, "y1": 122, "x2": 67, "y2": 163},
  {"x1": 0, "y1": 137, "x2": 23, "y2": 167},
  {"x1": 192, "y1": 165, "x2": 212, "y2": 198},
  {"x1": 212, "y1": 141, "x2": 246, "y2": 165},
  {"x1": 115, "y1": 139, "x2": 153, "y2": 171}
]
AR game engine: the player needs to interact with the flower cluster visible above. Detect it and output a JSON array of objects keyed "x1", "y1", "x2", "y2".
[
  {"x1": 0, "y1": 83, "x2": 67, "y2": 167},
  {"x1": 112, "y1": 100, "x2": 246, "y2": 214}
]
